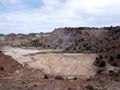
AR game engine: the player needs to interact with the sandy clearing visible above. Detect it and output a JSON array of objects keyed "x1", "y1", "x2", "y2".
[
  {"x1": 29, "y1": 54, "x2": 97, "y2": 77},
  {"x1": 4, "y1": 47, "x2": 97, "y2": 77}
]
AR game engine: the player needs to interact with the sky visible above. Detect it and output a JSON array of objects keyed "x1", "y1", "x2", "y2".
[{"x1": 0, "y1": 0, "x2": 120, "y2": 34}]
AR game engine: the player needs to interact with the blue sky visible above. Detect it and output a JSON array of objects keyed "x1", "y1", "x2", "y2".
[{"x1": 0, "y1": 0, "x2": 120, "y2": 34}]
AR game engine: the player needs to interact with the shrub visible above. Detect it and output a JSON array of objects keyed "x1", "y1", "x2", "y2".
[
  {"x1": 110, "y1": 61, "x2": 118, "y2": 66},
  {"x1": 99, "y1": 55, "x2": 103, "y2": 59},
  {"x1": 44, "y1": 74, "x2": 49, "y2": 79},
  {"x1": 95, "y1": 60, "x2": 100, "y2": 65},
  {"x1": 33, "y1": 84, "x2": 37, "y2": 87},
  {"x1": 0, "y1": 51, "x2": 2, "y2": 53},
  {"x1": 109, "y1": 70, "x2": 120, "y2": 77},
  {"x1": 73, "y1": 77, "x2": 77, "y2": 80},
  {"x1": 55, "y1": 75, "x2": 64, "y2": 80},
  {"x1": 116, "y1": 53, "x2": 120, "y2": 59},
  {"x1": 85, "y1": 85, "x2": 94, "y2": 90},
  {"x1": 0, "y1": 66, "x2": 4, "y2": 71},
  {"x1": 95, "y1": 57, "x2": 99, "y2": 61},
  {"x1": 99, "y1": 60, "x2": 106, "y2": 67},
  {"x1": 65, "y1": 48, "x2": 69, "y2": 51},
  {"x1": 96, "y1": 69, "x2": 104, "y2": 74},
  {"x1": 109, "y1": 56, "x2": 114, "y2": 61}
]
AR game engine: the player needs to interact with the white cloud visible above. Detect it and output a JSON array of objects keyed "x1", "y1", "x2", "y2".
[
  {"x1": 0, "y1": 0, "x2": 20, "y2": 5},
  {"x1": 0, "y1": 0, "x2": 120, "y2": 34}
]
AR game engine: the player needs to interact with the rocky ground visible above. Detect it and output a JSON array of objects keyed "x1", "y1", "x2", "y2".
[
  {"x1": 0, "y1": 26, "x2": 120, "y2": 90},
  {"x1": 0, "y1": 47, "x2": 119, "y2": 90},
  {"x1": 4, "y1": 47, "x2": 97, "y2": 77},
  {"x1": 0, "y1": 73, "x2": 120, "y2": 90},
  {"x1": 0, "y1": 51, "x2": 22, "y2": 77}
]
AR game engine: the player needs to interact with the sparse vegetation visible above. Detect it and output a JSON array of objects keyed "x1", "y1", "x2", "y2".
[
  {"x1": 85, "y1": 85, "x2": 94, "y2": 90},
  {"x1": 116, "y1": 53, "x2": 120, "y2": 59},
  {"x1": 55, "y1": 75, "x2": 64, "y2": 80},
  {"x1": 109, "y1": 70, "x2": 120, "y2": 77},
  {"x1": 0, "y1": 66, "x2": 4, "y2": 71},
  {"x1": 0, "y1": 26, "x2": 119, "y2": 89},
  {"x1": 44, "y1": 74, "x2": 49, "y2": 79}
]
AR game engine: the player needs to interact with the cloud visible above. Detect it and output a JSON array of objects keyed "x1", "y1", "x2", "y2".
[
  {"x1": 0, "y1": 0, "x2": 120, "y2": 34},
  {"x1": 0, "y1": 0, "x2": 20, "y2": 6}
]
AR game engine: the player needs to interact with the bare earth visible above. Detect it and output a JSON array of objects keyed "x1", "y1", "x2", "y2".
[{"x1": 4, "y1": 47, "x2": 97, "y2": 77}]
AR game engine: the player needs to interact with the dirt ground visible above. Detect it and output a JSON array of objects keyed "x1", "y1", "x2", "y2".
[
  {"x1": 4, "y1": 47, "x2": 97, "y2": 77},
  {"x1": 1, "y1": 47, "x2": 120, "y2": 90}
]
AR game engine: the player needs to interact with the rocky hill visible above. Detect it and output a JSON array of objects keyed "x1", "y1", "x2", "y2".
[
  {"x1": 0, "y1": 26, "x2": 120, "y2": 76},
  {"x1": 0, "y1": 26, "x2": 119, "y2": 51}
]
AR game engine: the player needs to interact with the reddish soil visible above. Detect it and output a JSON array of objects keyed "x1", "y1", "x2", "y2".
[{"x1": 0, "y1": 52, "x2": 23, "y2": 77}]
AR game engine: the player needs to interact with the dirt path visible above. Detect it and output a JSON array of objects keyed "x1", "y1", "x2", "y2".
[{"x1": 3, "y1": 47, "x2": 97, "y2": 77}]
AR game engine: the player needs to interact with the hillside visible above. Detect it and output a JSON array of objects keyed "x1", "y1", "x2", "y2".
[
  {"x1": 0, "y1": 26, "x2": 120, "y2": 90},
  {"x1": 0, "y1": 51, "x2": 22, "y2": 77},
  {"x1": 0, "y1": 26, "x2": 119, "y2": 51},
  {"x1": 0, "y1": 26, "x2": 120, "y2": 75}
]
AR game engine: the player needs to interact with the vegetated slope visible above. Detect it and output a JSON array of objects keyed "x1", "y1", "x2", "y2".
[
  {"x1": 0, "y1": 51, "x2": 22, "y2": 77},
  {"x1": 21, "y1": 26, "x2": 120, "y2": 54},
  {"x1": 0, "y1": 26, "x2": 119, "y2": 52},
  {"x1": 63, "y1": 27, "x2": 120, "y2": 53},
  {"x1": 48, "y1": 26, "x2": 120, "y2": 77},
  {"x1": 63, "y1": 26, "x2": 120, "y2": 77},
  {"x1": 0, "y1": 26, "x2": 120, "y2": 76}
]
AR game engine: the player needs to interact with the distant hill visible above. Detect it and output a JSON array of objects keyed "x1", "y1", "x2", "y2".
[{"x1": 0, "y1": 26, "x2": 120, "y2": 76}]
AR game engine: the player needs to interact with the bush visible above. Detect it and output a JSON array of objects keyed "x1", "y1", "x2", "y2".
[
  {"x1": 99, "y1": 55, "x2": 103, "y2": 59},
  {"x1": 109, "y1": 56, "x2": 114, "y2": 61},
  {"x1": 0, "y1": 51, "x2": 2, "y2": 53},
  {"x1": 85, "y1": 85, "x2": 94, "y2": 90},
  {"x1": 116, "y1": 53, "x2": 120, "y2": 59},
  {"x1": 109, "y1": 70, "x2": 120, "y2": 77},
  {"x1": 55, "y1": 75, "x2": 64, "y2": 80},
  {"x1": 73, "y1": 77, "x2": 77, "y2": 80},
  {"x1": 110, "y1": 61, "x2": 118, "y2": 66},
  {"x1": 0, "y1": 66, "x2": 4, "y2": 71},
  {"x1": 44, "y1": 74, "x2": 49, "y2": 79},
  {"x1": 96, "y1": 69, "x2": 104, "y2": 74},
  {"x1": 99, "y1": 60, "x2": 106, "y2": 67}
]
